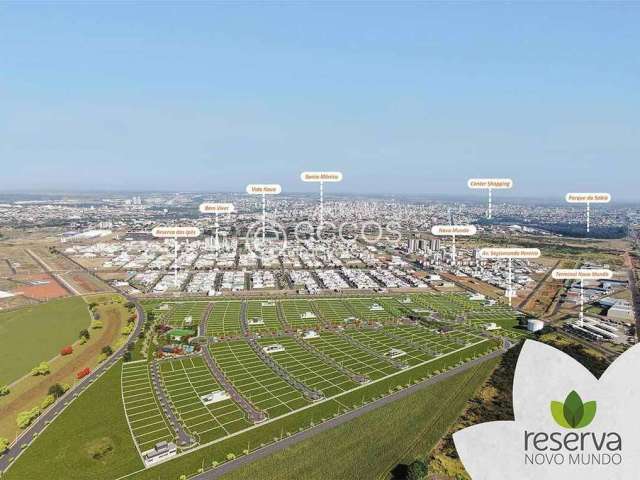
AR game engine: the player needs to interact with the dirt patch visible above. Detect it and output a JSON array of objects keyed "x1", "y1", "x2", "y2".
[
  {"x1": 66, "y1": 273, "x2": 110, "y2": 294},
  {"x1": 11, "y1": 274, "x2": 69, "y2": 300},
  {"x1": 0, "y1": 295, "x2": 40, "y2": 311}
]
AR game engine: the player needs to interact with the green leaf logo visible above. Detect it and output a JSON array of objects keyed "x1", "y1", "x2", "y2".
[{"x1": 550, "y1": 391, "x2": 597, "y2": 429}]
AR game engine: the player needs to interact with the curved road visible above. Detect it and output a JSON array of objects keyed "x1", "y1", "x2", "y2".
[{"x1": 0, "y1": 296, "x2": 145, "y2": 473}]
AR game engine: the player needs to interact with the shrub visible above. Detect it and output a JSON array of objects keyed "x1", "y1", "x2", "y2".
[
  {"x1": 0, "y1": 437, "x2": 9, "y2": 454},
  {"x1": 40, "y1": 394, "x2": 55, "y2": 409},
  {"x1": 407, "y1": 459, "x2": 428, "y2": 480},
  {"x1": 122, "y1": 324, "x2": 134, "y2": 335},
  {"x1": 101, "y1": 345, "x2": 113, "y2": 356},
  {"x1": 211, "y1": 460, "x2": 219, "y2": 467},
  {"x1": 91, "y1": 320, "x2": 103, "y2": 329},
  {"x1": 226, "y1": 453, "x2": 236, "y2": 461},
  {"x1": 0, "y1": 385, "x2": 9, "y2": 397},
  {"x1": 16, "y1": 407, "x2": 41, "y2": 429},
  {"x1": 31, "y1": 362, "x2": 50, "y2": 376},
  {"x1": 60, "y1": 345, "x2": 73, "y2": 356},
  {"x1": 86, "y1": 437, "x2": 114, "y2": 460}
]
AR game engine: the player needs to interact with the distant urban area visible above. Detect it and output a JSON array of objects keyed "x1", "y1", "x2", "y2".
[{"x1": 1, "y1": 188, "x2": 639, "y2": 480}]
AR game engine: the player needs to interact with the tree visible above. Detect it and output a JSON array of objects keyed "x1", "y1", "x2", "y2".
[
  {"x1": 48, "y1": 383, "x2": 65, "y2": 399},
  {"x1": 79, "y1": 329, "x2": 90, "y2": 340},
  {"x1": 0, "y1": 385, "x2": 9, "y2": 397},
  {"x1": 406, "y1": 460, "x2": 428, "y2": 480},
  {"x1": 102, "y1": 345, "x2": 113, "y2": 356},
  {"x1": 0, "y1": 437, "x2": 9, "y2": 454}
]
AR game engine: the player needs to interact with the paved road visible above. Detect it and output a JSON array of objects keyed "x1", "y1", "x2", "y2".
[
  {"x1": 627, "y1": 266, "x2": 640, "y2": 340},
  {"x1": 150, "y1": 360, "x2": 195, "y2": 447},
  {"x1": 24, "y1": 248, "x2": 81, "y2": 295},
  {"x1": 199, "y1": 305, "x2": 266, "y2": 423},
  {"x1": 191, "y1": 346, "x2": 506, "y2": 480},
  {"x1": 0, "y1": 296, "x2": 145, "y2": 474},
  {"x1": 517, "y1": 259, "x2": 561, "y2": 311}
]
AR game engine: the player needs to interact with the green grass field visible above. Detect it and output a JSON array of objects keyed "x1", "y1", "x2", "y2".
[
  {"x1": 210, "y1": 341, "x2": 310, "y2": 417},
  {"x1": 121, "y1": 361, "x2": 175, "y2": 453},
  {"x1": 4, "y1": 361, "x2": 142, "y2": 480},
  {"x1": 159, "y1": 356, "x2": 252, "y2": 444},
  {"x1": 246, "y1": 300, "x2": 282, "y2": 333},
  {"x1": 3, "y1": 292, "x2": 511, "y2": 480},
  {"x1": 206, "y1": 301, "x2": 243, "y2": 337},
  {"x1": 279, "y1": 300, "x2": 323, "y2": 328},
  {"x1": 306, "y1": 332, "x2": 399, "y2": 380},
  {"x1": 219, "y1": 357, "x2": 499, "y2": 480},
  {"x1": 165, "y1": 302, "x2": 208, "y2": 328},
  {"x1": 342, "y1": 329, "x2": 431, "y2": 366},
  {"x1": 256, "y1": 337, "x2": 358, "y2": 397},
  {"x1": 311, "y1": 299, "x2": 356, "y2": 325},
  {"x1": 0, "y1": 296, "x2": 91, "y2": 384},
  {"x1": 5, "y1": 337, "x2": 497, "y2": 480},
  {"x1": 346, "y1": 298, "x2": 394, "y2": 323}
]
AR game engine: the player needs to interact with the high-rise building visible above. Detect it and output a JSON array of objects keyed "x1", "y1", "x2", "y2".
[{"x1": 407, "y1": 238, "x2": 419, "y2": 253}]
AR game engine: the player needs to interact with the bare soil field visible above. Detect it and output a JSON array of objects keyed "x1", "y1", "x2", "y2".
[
  {"x1": 69, "y1": 256, "x2": 112, "y2": 270},
  {"x1": 12, "y1": 273, "x2": 69, "y2": 300},
  {"x1": 30, "y1": 246, "x2": 79, "y2": 272},
  {"x1": 439, "y1": 273, "x2": 504, "y2": 300},
  {"x1": 0, "y1": 295, "x2": 40, "y2": 310},
  {"x1": 0, "y1": 246, "x2": 44, "y2": 274},
  {"x1": 97, "y1": 271, "x2": 130, "y2": 281},
  {"x1": 63, "y1": 272, "x2": 112, "y2": 294}
]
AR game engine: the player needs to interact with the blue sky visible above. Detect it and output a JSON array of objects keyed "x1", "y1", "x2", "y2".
[{"x1": 1, "y1": 2, "x2": 639, "y2": 199}]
